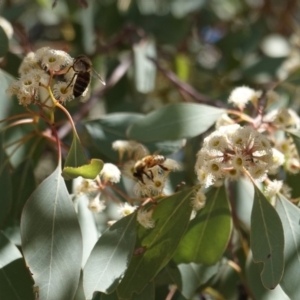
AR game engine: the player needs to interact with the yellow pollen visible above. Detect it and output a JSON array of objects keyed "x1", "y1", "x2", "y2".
[
  {"x1": 236, "y1": 157, "x2": 243, "y2": 166},
  {"x1": 212, "y1": 163, "x2": 219, "y2": 171},
  {"x1": 24, "y1": 80, "x2": 32, "y2": 86},
  {"x1": 48, "y1": 57, "x2": 56, "y2": 63},
  {"x1": 154, "y1": 181, "x2": 162, "y2": 187}
]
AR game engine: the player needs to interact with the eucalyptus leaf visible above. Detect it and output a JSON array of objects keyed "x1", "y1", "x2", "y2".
[
  {"x1": 235, "y1": 177, "x2": 254, "y2": 229},
  {"x1": 83, "y1": 213, "x2": 137, "y2": 297},
  {"x1": 246, "y1": 253, "x2": 289, "y2": 300},
  {"x1": 132, "y1": 281, "x2": 155, "y2": 300},
  {"x1": 82, "y1": 113, "x2": 185, "y2": 162},
  {"x1": 0, "y1": 69, "x2": 14, "y2": 127},
  {"x1": 62, "y1": 158, "x2": 103, "y2": 180},
  {"x1": 133, "y1": 38, "x2": 156, "y2": 93},
  {"x1": 82, "y1": 113, "x2": 144, "y2": 162},
  {"x1": 11, "y1": 160, "x2": 36, "y2": 219},
  {"x1": 0, "y1": 27, "x2": 9, "y2": 57},
  {"x1": 0, "y1": 135, "x2": 12, "y2": 227},
  {"x1": 174, "y1": 186, "x2": 232, "y2": 265},
  {"x1": 250, "y1": 186, "x2": 284, "y2": 289},
  {"x1": 275, "y1": 194, "x2": 300, "y2": 299},
  {"x1": 77, "y1": 196, "x2": 98, "y2": 267},
  {"x1": 127, "y1": 103, "x2": 224, "y2": 142},
  {"x1": 0, "y1": 232, "x2": 34, "y2": 300},
  {"x1": 286, "y1": 129, "x2": 300, "y2": 157},
  {"x1": 64, "y1": 131, "x2": 88, "y2": 168},
  {"x1": 20, "y1": 165, "x2": 83, "y2": 300},
  {"x1": 117, "y1": 188, "x2": 194, "y2": 299},
  {"x1": 177, "y1": 263, "x2": 220, "y2": 299}
]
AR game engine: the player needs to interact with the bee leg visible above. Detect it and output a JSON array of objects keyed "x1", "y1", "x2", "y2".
[
  {"x1": 158, "y1": 164, "x2": 169, "y2": 171},
  {"x1": 175, "y1": 181, "x2": 186, "y2": 192},
  {"x1": 138, "y1": 197, "x2": 158, "y2": 209},
  {"x1": 148, "y1": 170, "x2": 154, "y2": 180},
  {"x1": 65, "y1": 72, "x2": 77, "y2": 90},
  {"x1": 142, "y1": 170, "x2": 153, "y2": 181}
]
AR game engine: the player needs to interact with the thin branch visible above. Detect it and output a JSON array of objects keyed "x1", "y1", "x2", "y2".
[{"x1": 148, "y1": 57, "x2": 226, "y2": 108}]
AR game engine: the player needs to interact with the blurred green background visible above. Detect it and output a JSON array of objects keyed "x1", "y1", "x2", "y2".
[{"x1": 1, "y1": 0, "x2": 299, "y2": 115}]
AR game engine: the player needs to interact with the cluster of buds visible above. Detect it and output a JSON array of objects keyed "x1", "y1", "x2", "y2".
[{"x1": 6, "y1": 47, "x2": 79, "y2": 105}]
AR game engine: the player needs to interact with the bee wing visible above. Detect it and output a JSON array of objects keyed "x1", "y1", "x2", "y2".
[{"x1": 91, "y1": 68, "x2": 106, "y2": 85}]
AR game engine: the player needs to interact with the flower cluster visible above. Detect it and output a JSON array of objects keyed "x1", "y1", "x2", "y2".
[
  {"x1": 113, "y1": 139, "x2": 181, "y2": 197},
  {"x1": 195, "y1": 125, "x2": 274, "y2": 187},
  {"x1": 74, "y1": 163, "x2": 121, "y2": 213},
  {"x1": 129, "y1": 155, "x2": 181, "y2": 197},
  {"x1": 6, "y1": 47, "x2": 77, "y2": 105}
]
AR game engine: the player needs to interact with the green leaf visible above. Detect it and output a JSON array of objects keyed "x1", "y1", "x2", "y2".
[
  {"x1": 11, "y1": 160, "x2": 36, "y2": 219},
  {"x1": 246, "y1": 253, "x2": 290, "y2": 300},
  {"x1": 20, "y1": 165, "x2": 83, "y2": 300},
  {"x1": 62, "y1": 158, "x2": 103, "y2": 180},
  {"x1": 83, "y1": 213, "x2": 137, "y2": 297},
  {"x1": 82, "y1": 114, "x2": 185, "y2": 162},
  {"x1": 3, "y1": 123, "x2": 37, "y2": 168},
  {"x1": 177, "y1": 263, "x2": 220, "y2": 299},
  {"x1": 286, "y1": 129, "x2": 300, "y2": 157},
  {"x1": 133, "y1": 38, "x2": 156, "y2": 93},
  {"x1": 82, "y1": 113, "x2": 144, "y2": 162},
  {"x1": 250, "y1": 186, "x2": 284, "y2": 289},
  {"x1": 132, "y1": 281, "x2": 155, "y2": 300},
  {"x1": 0, "y1": 27, "x2": 9, "y2": 57},
  {"x1": 235, "y1": 177, "x2": 254, "y2": 229},
  {"x1": 117, "y1": 188, "x2": 194, "y2": 299},
  {"x1": 0, "y1": 232, "x2": 34, "y2": 300},
  {"x1": 0, "y1": 70, "x2": 14, "y2": 127},
  {"x1": 275, "y1": 194, "x2": 300, "y2": 298},
  {"x1": 100, "y1": 291, "x2": 118, "y2": 300},
  {"x1": 77, "y1": 196, "x2": 98, "y2": 267},
  {"x1": 174, "y1": 186, "x2": 232, "y2": 265},
  {"x1": 0, "y1": 135, "x2": 12, "y2": 228},
  {"x1": 127, "y1": 103, "x2": 224, "y2": 142},
  {"x1": 64, "y1": 131, "x2": 89, "y2": 168}
]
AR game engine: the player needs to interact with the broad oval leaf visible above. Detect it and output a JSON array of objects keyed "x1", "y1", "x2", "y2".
[
  {"x1": 64, "y1": 131, "x2": 88, "y2": 168},
  {"x1": 76, "y1": 196, "x2": 98, "y2": 267},
  {"x1": 250, "y1": 186, "x2": 284, "y2": 290},
  {"x1": 0, "y1": 135, "x2": 12, "y2": 227},
  {"x1": 0, "y1": 69, "x2": 14, "y2": 128},
  {"x1": 286, "y1": 129, "x2": 300, "y2": 157},
  {"x1": 20, "y1": 165, "x2": 83, "y2": 300},
  {"x1": 127, "y1": 103, "x2": 224, "y2": 142},
  {"x1": 177, "y1": 263, "x2": 220, "y2": 299},
  {"x1": 62, "y1": 158, "x2": 103, "y2": 180},
  {"x1": 235, "y1": 177, "x2": 254, "y2": 229},
  {"x1": 83, "y1": 213, "x2": 137, "y2": 297},
  {"x1": 133, "y1": 38, "x2": 156, "y2": 93},
  {"x1": 132, "y1": 281, "x2": 155, "y2": 300},
  {"x1": 12, "y1": 160, "x2": 36, "y2": 219},
  {"x1": 0, "y1": 27, "x2": 9, "y2": 57},
  {"x1": 117, "y1": 188, "x2": 194, "y2": 299},
  {"x1": 0, "y1": 232, "x2": 34, "y2": 300},
  {"x1": 174, "y1": 186, "x2": 232, "y2": 265},
  {"x1": 275, "y1": 194, "x2": 300, "y2": 299},
  {"x1": 82, "y1": 113, "x2": 185, "y2": 162},
  {"x1": 246, "y1": 252, "x2": 289, "y2": 300}
]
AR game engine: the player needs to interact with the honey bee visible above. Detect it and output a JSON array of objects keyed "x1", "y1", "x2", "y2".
[
  {"x1": 66, "y1": 55, "x2": 105, "y2": 98},
  {"x1": 133, "y1": 155, "x2": 169, "y2": 184}
]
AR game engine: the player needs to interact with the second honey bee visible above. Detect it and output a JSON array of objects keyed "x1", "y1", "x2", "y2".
[
  {"x1": 66, "y1": 55, "x2": 105, "y2": 98},
  {"x1": 133, "y1": 155, "x2": 169, "y2": 184}
]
